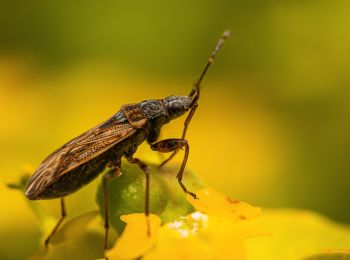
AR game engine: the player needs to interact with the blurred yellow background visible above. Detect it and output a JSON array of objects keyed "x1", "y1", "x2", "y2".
[{"x1": 1, "y1": 0, "x2": 350, "y2": 259}]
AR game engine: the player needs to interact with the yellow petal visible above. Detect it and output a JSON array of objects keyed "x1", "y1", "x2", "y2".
[
  {"x1": 106, "y1": 213, "x2": 161, "y2": 260},
  {"x1": 210, "y1": 222, "x2": 246, "y2": 260},
  {"x1": 143, "y1": 235, "x2": 212, "y2": 260},
  {"x1": 187, "y1": 187, "x2": 261, "y2": 222},
  {"x1": 144, "y1": 211, "x2": 248, "y2": 260},
  {"x1": 144, "y1": 215, "x2": 212, "y2": 260}
]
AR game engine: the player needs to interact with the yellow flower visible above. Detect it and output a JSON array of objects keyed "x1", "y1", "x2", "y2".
[
  {"x1": 187, "y1": 187, "x2": 261, "y2": 222},
  {"x1": 106, "y1": 214, "x2": 161, "y2": 260},
  {"x1": 107, "y1": 187, "x2": 264, "y2": 260}
]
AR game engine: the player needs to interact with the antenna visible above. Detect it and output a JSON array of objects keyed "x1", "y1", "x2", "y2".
[
  {"x1": 190, "y1": 30, "x2": 231, "y2": 102},
  {"x1": 159, "y1": 31, "x2": 230, "y2": 169}
]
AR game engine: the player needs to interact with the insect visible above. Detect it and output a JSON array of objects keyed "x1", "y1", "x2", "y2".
[{"x1": 25, "y1": 31, "x2": 230, "y2": 252}]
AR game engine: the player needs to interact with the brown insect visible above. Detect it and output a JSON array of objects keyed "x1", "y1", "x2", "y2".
[{"x1": 25, "y1": 31, "x2": 230, "y2": 253}]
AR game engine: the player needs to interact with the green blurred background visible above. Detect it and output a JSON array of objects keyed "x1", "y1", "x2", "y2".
[{"x1": 1, "y1": 0, "x2": 350, "y2": 259}]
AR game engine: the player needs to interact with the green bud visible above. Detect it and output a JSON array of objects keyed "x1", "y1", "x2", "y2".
[{"x1": 96, "y1": 162, "x2": 203, "y2": 234}]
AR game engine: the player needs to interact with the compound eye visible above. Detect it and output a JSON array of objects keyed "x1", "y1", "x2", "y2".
[{"x1": 172, "y1": 102, "x2": 183, "y2": 114}]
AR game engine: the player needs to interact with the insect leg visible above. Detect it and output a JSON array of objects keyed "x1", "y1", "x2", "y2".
[
  {"x1": 159, "y1": 103, "x2": 198, "y2": 168},
  {"x1": 44, "y1": 197, "x2": 66, "y2": 247},
  {"x1": 151, "y1": 138, "x2": 197, "y2": 199},
  {"x1": 125, "y1": 156, "x2": 151, "y2": 236},
  {"x1": 103, "y1": 166, "x2": 121, "y2": 251},
  {"x1": 181, "y1": 103, "x2": 198, "y2": 139}
]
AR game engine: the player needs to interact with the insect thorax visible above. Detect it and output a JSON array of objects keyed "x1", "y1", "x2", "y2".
[{"x1": 139, "y1": 100, "x2": 169, "y2": 121}]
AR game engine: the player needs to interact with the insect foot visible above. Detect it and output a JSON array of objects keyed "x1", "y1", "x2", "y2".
[
  {"x1": 187, "y1": 190, "x2": 199, "y2": 200},
  {"x1": 178, "y1": 179, "x2": 199, "y2": 200}
]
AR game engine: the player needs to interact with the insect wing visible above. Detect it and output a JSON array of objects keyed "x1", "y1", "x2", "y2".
[{"x1": 25, "y1": 119, "x2": 136, "y2": 198}]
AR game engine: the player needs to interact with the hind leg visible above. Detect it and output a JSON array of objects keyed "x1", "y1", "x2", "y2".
[
  {"x1": 45, "y1": 197, "x2": 66, "y2": 247},
  {"x1": 103, "y1": 166, "x2": 121, "y2": 252}
]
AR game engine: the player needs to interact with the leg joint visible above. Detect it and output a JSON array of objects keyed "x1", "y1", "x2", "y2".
[{"x1": 151, "y1": 138, "x2": 188, "y2": 153}]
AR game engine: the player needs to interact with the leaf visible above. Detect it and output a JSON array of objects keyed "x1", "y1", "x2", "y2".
[
  {"x1": 6, "y1": 170, "x2": 57, "y2": 237},
  {"x1": 49, "y1": 210, "x2": 99, "y2": 245},
  {"x1": 29, "y1": 211, "x2": 105, "y2": 260},
  {"x1": 304, "y1": 250, "x2": 350, "y2": 260},
  {"x1": 246, "y1": 209, "x2": 350, "y2": 260}
]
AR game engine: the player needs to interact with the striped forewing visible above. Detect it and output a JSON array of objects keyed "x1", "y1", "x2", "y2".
[{"x1": 25, "y1": 115, "x2": 136, "y2": 198}]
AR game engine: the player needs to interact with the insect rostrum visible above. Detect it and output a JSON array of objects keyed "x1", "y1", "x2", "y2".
[{"x1": 25, "y1": 30, "x2": 230, "y2": 253}]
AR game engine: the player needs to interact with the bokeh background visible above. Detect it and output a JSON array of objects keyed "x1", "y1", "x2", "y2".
[{"x1": 1, "y1": 0, "x2": 350, "y2": 259}]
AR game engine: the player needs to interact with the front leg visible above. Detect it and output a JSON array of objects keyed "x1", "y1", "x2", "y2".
[
  {"x1": 159, "y1": 103, "x2": 198, "y2": 168},
  {"x1": 151, "y1": 138, "x2": 198, "y2": 199}
]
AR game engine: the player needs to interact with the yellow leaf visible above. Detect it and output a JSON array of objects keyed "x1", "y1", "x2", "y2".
[
  {"x1": 304, "y1": 249, "x2": 350, "y2": 260},
  {"x1": 246, "y1": 210, "x2": 350, "y2": 260},
  {"x1": 50, "y1": 211, "x2": 100, "y2": 245}
]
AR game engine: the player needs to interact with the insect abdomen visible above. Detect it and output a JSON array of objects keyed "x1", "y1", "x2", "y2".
[
  {"x1": 30, "y1": 129, "x2": 148, "y2": 200},
  {"x1": 32, "y1": 154, "x2": 109, "y2": 199}
]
